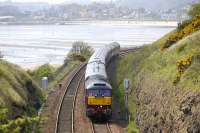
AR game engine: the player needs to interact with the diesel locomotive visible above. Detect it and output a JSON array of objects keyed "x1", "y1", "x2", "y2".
[{"x1": 85, "y1": 42, "x2": 120, "y2": 119}]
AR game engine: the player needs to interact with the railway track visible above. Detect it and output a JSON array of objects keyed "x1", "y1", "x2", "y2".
[
  {"x1": 54, "y1": 48, "x2": 139, "y2": 133},
  {"x1": 119, "y1": 47, "x2": 141, "y2": 57},
  {"x1": 91, "y1": 122, "x2": 112, "y2": 133},
  {"x1": 55, "y1": 63, "x2": 86, "y2": 133}
]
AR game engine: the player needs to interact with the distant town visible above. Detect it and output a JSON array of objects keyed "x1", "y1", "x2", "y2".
[{"x1": 0, "y1": 0, "x2": 194, "y2": 25}]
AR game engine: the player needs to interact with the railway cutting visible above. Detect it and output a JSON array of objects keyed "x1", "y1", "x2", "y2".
[{"x1": 43, "y1": 44, "x2": 138, "y2": 133}]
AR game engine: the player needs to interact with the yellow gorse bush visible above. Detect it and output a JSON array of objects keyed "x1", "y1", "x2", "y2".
[
  {"x1": 162, "y1": 15, "x2": 200, "y2": 50},
  {"x1": 173, "y1": 54, "x2": 194, "y2": 84}
]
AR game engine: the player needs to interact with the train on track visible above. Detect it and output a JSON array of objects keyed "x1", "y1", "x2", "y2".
[{"x1": 85, "y1": 42, "x2": 120, "y2": 119}]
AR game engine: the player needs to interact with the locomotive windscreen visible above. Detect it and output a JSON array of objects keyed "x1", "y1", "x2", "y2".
[{"x1": 87, "y1": 89, "x2": 111, "y2": 97}]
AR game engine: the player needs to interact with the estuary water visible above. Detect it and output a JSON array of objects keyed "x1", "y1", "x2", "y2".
[{"x1": 0, "y1": 21, "x2": 176, "y2": 68}]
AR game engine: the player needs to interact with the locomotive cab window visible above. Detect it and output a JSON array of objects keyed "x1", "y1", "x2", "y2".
[{"x1": 87, "y1": 89, "x2": 111, "y2": 97}]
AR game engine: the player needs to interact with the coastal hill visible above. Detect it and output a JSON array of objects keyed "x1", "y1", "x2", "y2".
[{"x1": 117, "y1": 0, "x2": 198, "y2": 11}]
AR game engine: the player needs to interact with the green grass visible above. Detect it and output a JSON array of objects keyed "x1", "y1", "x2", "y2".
[
  {"x1": 112, "y1": 45, "x2": 156, "y2": 131},
  {"x1": 48, "y1": 61, "x2": 80, "y2": 90},
  {"x1": 128, "y1": 121, "x2": 139, "y2": 133},
  {"x1": 116, "y1": 28, "x2": 200, "y2": 132},
  {"x1": 0, "y1": 60, "x2": 44, "y2": 117}
]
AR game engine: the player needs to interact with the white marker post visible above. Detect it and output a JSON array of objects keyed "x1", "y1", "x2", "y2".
[
  {"x1": 124, "y1": 79, "x2": 130, "y2": 121},
  {"x1": 41, "y1": 77, "x2": 48, "y2": 90}
]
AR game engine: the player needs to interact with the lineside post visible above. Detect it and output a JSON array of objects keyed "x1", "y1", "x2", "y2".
[
  {"x1": 59, "y1": 83, "x2": 62, "y2": 89},
  {"x1": 124, "y1": 79, "x2": 130, "y2": 121}
]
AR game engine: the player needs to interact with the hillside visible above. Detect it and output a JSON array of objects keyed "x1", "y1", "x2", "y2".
[
  {"x1": 0, "y1": 60, "x2": 43, "y2": 118},
  {"x1": 117, "y1": 0, "x2": 198, "y2": 11},
  {"x1": 115, "y1": 18, "x2": 200, "y2": 132}
]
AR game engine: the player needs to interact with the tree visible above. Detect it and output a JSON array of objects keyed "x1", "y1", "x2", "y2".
[
  {"x1": 188, "y1": 3, "x2": 200, "y2": 18},
  {"x1": 33, "y1": 64, "x2": 55, "y2": 80},
  {"x1": 67, "y1": 41, "x2": 94, "y2": 62}
]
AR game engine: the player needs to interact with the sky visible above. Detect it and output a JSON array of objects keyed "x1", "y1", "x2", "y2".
[{"x1": 0, "y1": 0, "x2": 115, "y2": 4}]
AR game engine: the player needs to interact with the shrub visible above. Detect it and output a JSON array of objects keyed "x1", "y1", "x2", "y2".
[
  {"x1": 66, "y1": 41, "x2": 93, "y2": 62},
  {"x1": 177, "y1": 19, "x2": 192, "y2": 31},
  {"x1": 0, "y1": 116, "x2": 40, "y2": 133},
  {"x1": 188, "y1": 2, "x2": 200, "y2": 18},
  {"x1": 161, "y1": 15, "x2": 200, "y2": 50},
  {"x1": 33, "y1": 64, "x2": 55, "y2": 80},
  {"x1": 0, "y1": 106, "x2": 40, "y2": 133},
  {"x1": 173, "y1": 54, "x2": 194, "y2": 84},
  {"x1": 69, "y1": 53, "x2": 86, "y2": 62},
  {"x1": 162, "y1": 31, "x2": 183, "y2": 50}
]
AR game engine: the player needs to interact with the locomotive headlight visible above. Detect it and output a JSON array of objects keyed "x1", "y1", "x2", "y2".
[{"x1": 100, "y1": 105, "x2": 103, "y2": 108}]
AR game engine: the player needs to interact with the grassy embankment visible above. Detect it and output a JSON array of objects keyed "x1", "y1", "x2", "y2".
[
  {"x1": 114, "y1": 16, "x2": 200, "y2": 132},
  {"x1": 0, "y1": 60, "x2": 79, "y2": 133},
  {"x1": 0, "y1": 60, "x2": 44, "y2": 132}
]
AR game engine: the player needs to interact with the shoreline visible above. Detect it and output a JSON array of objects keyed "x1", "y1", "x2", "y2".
[
  {"x1": 0, "y1": 22, "x2": 175, "y2": 69},
  {"x1": 0, "y1": 20, "x2": 178, "y2": 27}
]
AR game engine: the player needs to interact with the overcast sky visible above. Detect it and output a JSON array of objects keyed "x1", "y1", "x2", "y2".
[{"x1": 0, "y1": 0, "x2": 115, "y2": 4}]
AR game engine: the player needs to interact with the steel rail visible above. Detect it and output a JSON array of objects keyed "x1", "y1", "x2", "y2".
[
  {"x1": 90, "y1": 121, "x2": 112, "y2": 133},
  {"x1": 55, "y1": 63, "x2": 86, "y2": 133},
  {"x1": 72, "y1": 75, "x2": 85, "y2": 133}
]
